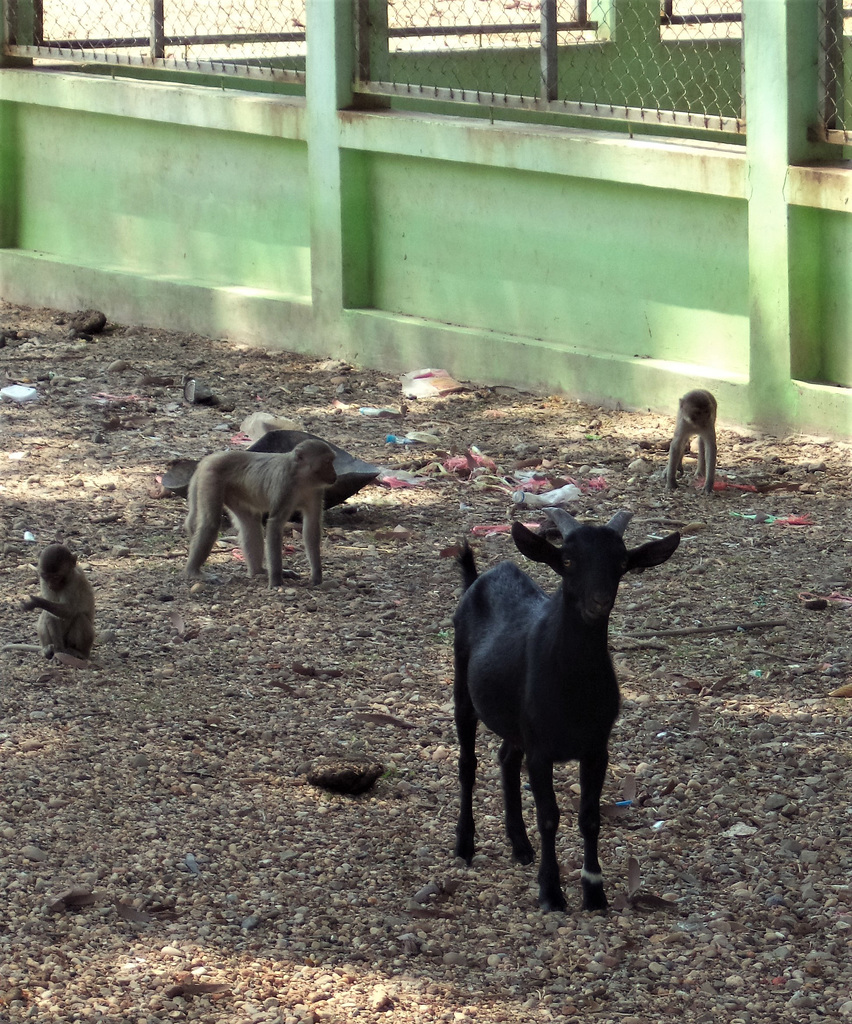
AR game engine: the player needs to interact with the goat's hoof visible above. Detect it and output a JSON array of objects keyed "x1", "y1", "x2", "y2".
[
  {"x1": 512, "y1": 848, "x2": 535, "y2": 866},
  {"x1": 582, "y1": 892, "x2": 609, "y2": 913},
  {"x1": 538, "y1": 892, "x2": 568, "y2": 913},
  {"x1": 454, "y1": 841, "x2": 475, "y2": 866}
]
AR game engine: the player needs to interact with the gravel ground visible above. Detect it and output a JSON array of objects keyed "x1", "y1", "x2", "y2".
[{"x1": 1, "y1": 300, "x2": 851, "y2": 1024}]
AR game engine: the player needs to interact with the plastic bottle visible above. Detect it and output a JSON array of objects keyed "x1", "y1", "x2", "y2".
[
  {"x1": 385, "y1": 434, "x2": 418, "y2": 446},
  {"x1": 511, "y1": 483, "x2": 582, "y2": 508}
]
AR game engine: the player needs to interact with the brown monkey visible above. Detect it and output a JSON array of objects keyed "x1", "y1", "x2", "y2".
[
  {"x1": 666, "y1": 388, "x2": 718, "y2": 495},
  {"x1": 21, "y1": 544, "x2": 96, "y2": 659},
  {"x1": 185, "y1": 439, "x2": 337, "y2": 587}
]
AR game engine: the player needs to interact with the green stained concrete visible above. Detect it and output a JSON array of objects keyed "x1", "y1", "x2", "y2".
[{"x1": 0, "y1": 0, "x2": 849, "y2": 436}]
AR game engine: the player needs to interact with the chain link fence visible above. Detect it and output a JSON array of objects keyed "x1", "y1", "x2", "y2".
[
  {"x1": 356, "y1": 0, "x2": 744, "y2": 134},
  {"x1": 817, "y1": 1, "x2": 852, "y2": 145},
  {"x1": 3, "y1": 0, "x2": 307, "y2": 83}
]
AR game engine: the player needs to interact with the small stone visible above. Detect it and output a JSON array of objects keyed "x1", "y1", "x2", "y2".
[{"x1": 21, "y1": 845, "x2": 48, "y2": 862}]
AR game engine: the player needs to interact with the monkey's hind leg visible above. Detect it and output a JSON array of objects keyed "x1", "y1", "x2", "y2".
[
  {"x1": 36, "y1": 610, "x2": 64, "y2": 658},
  {"x1": 65, "y1": 614, "x2": 95, "y2": 660},
  {"x1": 230, "y1": 507, "x2": 266, "y2": 577}
]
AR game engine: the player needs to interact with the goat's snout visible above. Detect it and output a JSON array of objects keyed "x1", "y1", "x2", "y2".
[{"x1": 582, "y1": 593, "x2": 614, "y2": 622}]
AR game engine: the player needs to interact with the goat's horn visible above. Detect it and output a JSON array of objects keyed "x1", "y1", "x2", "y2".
[
  {"x1": 606, "y1": 510, "x2": 633, "y2": 536},
  {"x1": 542, "y1": 507, "x2": 580, "y2": 535}
]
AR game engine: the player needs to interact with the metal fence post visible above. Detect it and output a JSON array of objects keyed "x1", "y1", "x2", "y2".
[
  {"x1": 356, "y1": 0, "x2": 389, "y2": 86},
  {"x1": 818, "y1": 0, "x2": 843, "y2": 131},
  {"x1": 540, "y1": 0, "x2": 557, "y2": 102},
  {"x1": 151, "y1": 0, "x2": 165, "y2": 60}
]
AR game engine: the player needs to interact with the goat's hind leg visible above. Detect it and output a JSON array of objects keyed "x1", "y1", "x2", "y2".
[
  {"x1": 578, "y1": 752, "x2": 609, "y2": 912},
  {"x1": 499, "y1": 739, "x2": 534, "y2": 864},
  {"x1": 453, "y1": 667, "x2": 478, "y2": 864},
  {"x1": 527, "y1": 755, "x2": 567, "y2": 912}
]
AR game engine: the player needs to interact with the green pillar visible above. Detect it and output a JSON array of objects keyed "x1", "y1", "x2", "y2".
[
  {"x1": 306, "y1": 0, "x2": 371, "y2": 340},
  {"x1": 743, "y1": 0, "x2": 832, "y2": 427}
]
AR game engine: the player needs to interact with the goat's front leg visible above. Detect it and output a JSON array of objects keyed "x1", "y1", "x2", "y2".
[
  {"x1": 578, "y1": 751, "x2": 609, "y2": 911},
  {"x1": 498, "y1": 739, "x2": 534, "y2": 864},
  {"x1": 526, "y1": 756, "x2": 566, "y2": 912},
  {"x1": 453, "y1": 672, "x2": 478, "y2": 864}
]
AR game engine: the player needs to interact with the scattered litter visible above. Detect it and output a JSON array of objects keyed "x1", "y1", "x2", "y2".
[
  {"x1": 1, "y1": 384, "x2": 39, "y2": 403},
  {"x1": 722, "y1": 823, "x2": 758, "y2": 838},
  {"x1": 385, "y1": 435, "x2": 419, "y2": 446},
  {"x1": 91, "y1": 391, "x2": 142, "y2": 405},
  {"x1": 406, "y1": 431, "x2": 441, "y2": 444},
  {"x1": 469, "y1": 521, "x2": 540, "y2": 538},
  {"x1": 731, "y1": 511, "x2": 814, "y2": 526},
  {"x1": 23, "y1": 530, "x2": 36, "y2": 542},
  {"x1": 359, "y1": 406, "x2": 402, "y2": 418},
  {"x1": 512, "y1": 483, "x2": 582, "y2": 508},
  {"x1": 239, "y1": 411, "x2": 300, "y2": 439},
  {"x1": 378, "y1": 471, "x2": 426, "y2": 488},
  {"x1": 709, "y1": 480, "x2": 758, "y2": 492},
  {"x1": 183, "y1": 853, "x2": 201, "y2": 876},
  {"x1": 183, "y1": 377, "x2": 218, "y2": 405},
  {"x1": 400, "y1": 368, "x2": 467, "y2": 399},
  {"x1": 443, "y1": 447, "x2": 497, "y2": 478},
  {"x1": 798, "y1": 590, "x2": 852, "y2": 609}
]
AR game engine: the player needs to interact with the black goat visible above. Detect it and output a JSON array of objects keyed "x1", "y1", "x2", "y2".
[{"x1": 452, "y1": 509, "x2": 680, "y2": 912}]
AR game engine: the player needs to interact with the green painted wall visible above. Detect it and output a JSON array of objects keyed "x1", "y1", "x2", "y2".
[
  {"x1": 366, "y1": 155, "x2": 748, "y2": 373},
  {"x1": 12, "y1": 104, "x2": 311, "y2": 299},
  {"x1": 0, "y1": 0, "x2": 849, "y2": 437}
]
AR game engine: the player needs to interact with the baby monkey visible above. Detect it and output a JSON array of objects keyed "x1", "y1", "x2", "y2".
[
  {"x1": 666, "y1": 388, "x2": 718, "y2": 495},
  {"x1": 185, "y1": 438, "x2": 337, "y2": 587},
  {"x1": 22, "y1": 544, "x2": 96, "y2": 659}
]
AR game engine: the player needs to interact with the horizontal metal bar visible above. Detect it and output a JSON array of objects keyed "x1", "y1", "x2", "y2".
[
  {"x1": 41, "y1": 33, "x2": 306, "y2": 48},
  {"x1": 386, "y1": 21, "x2": 596, "y2": 39},
  {"x1": 661, "y1": 14, "x2": 742, "y2": 26},
  {"x1": 4, "y1": 43, "x2": 306, "y2": 80},
  {"x1": 355, "y1": 81, "x2": 745, "y2": 134}
]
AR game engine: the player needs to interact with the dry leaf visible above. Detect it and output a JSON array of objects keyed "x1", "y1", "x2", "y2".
[
  {"x1": 627, "y1": 856, "x2": 641, "y2": 898},
  {"x1": 352, "y1": 712, "x2": 416, "y2": 730},
  {"x1": 829, "y1": 682, "x2": 852, "y2": 697},
  {"x1": 114, "y1": 901, "x2": 152, "y2": 923},
  {"x1": 164, "y1": 982, "x2": 231, "y2": 998},
  {"x1": 53, "y1": 652, "x2": 90, "y2": 669},
  {"x1": 49, "y1": 887, "x2": 97, "y2": 913}
]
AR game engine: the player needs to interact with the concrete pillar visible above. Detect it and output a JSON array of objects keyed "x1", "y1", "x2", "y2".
[
  {"x1": 743, "y1": 0, "x2": 833, "y2": 428},
  {"x1": 305, "y1": 0, "x2": 371, "y2": 340}
]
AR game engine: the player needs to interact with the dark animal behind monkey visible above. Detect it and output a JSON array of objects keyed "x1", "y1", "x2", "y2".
[
  {"x1": 666, "y1": 388, "x2": 718, "y2": 495},
  {"x1": 185, "y1": 438, "x2": 337, "y2": 587},
  {"x1": 21, "y1": 544, "x2": 96, "y2": 658}
]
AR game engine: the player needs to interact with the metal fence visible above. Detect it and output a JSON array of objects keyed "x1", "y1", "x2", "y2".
[
  {"x1": 2, "y1": 1, "x2": 850, "y2": 144},
  {"x1": 3, "y1": 0, "x2": 307, "y2": 82},
  {"x1": 818, "y1": 1, "x2": 852, "y2": 144},
  {"x1": 356, "y1": 0, "x2": 745, "y2": 134}
]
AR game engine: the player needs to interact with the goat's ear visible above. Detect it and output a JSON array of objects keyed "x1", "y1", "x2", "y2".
[
  {"x1": 626, "y1": 531, "x2": 681, "y2": 571},
  {"x1": 511, "y1": 521, "x2": 564, "y2": 572}
]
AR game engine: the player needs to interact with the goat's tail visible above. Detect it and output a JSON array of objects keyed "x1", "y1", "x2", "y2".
[{"x1": 457, "y1": 540, "x2": 479, "y2": 592}]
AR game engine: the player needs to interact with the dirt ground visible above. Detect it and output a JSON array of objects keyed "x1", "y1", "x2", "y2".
[{"x1": 1, "y1": 300, "x2": 851, "y2": 1024}]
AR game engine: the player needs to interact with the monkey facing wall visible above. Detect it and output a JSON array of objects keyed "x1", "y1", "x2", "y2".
[
  {"x1": 666, "y1": 389, "x2": 718, "y2": 495},
  {"x1": 185, "y1": 439, "x2": 337, "y2": 587},
  {"x1": 21, "y1": 544, "x2": 96, "y2": 659}
]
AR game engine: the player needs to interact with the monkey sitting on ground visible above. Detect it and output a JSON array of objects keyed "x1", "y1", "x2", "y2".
[
  {"x1": 21, "y1": 544, "x2": 96, "y2": 659},
  {"x1": 666, "y1": 388, "x2": 718, "y2": 495},
  {"x1": 185, "y1": 439, "x2": 337, "y2": 587}
]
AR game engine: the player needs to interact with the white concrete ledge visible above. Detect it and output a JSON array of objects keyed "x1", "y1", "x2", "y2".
[{"x1": 0, "y1": 68, "x2": 306, "y2": 140}]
